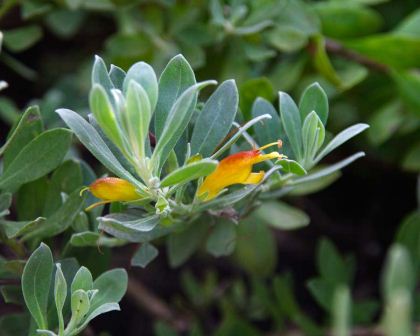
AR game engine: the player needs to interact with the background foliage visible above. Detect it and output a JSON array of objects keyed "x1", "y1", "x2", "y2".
[{"x1": 0, "y1": 0, "x2": 419, "y2": 335}]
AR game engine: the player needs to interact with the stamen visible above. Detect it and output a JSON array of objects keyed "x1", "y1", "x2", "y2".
[
  {"x1": 258, "y1": 140, "x2": 282, "y2": 151},
  {"x1": 79, "y1": 186, "x2": 90, "y2": 197}
]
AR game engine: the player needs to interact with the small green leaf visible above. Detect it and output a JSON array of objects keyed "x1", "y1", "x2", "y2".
[
  {"x1": 318, "y1": 239, "x2": 352, "y2": 285},
  {"x1": 276, "y1": 159, "x2": 307, "y2": 176},
  {"x1": 279, "y1": 92, "x2": 303, "y2": 161},
  {"x1": 56, "y1": 109, "x2": 145, "y2": 192},
  {"x1": 22, "y1": 243, "x2": 53, "y2": 329},
  {"x1": 239, "y1": 78, "x2": 275, "y2": 120},
  {"x1": 91, "y1": 55, "x2": 114, "y2": 94},
  {"x1": 302, "y1": 111, "x2": 325, "y2": 167},
  {"x1": 131, "y1": 243, "x2": 159, "y2": 268},
  {"x1": 123, "y1": 61, "x2": 158, "y2": 111},
  {"x1": 382, "y1": 244, "x2": 414, "y2": 300},
  {"x1": 98, "y1": 213, "x2": 167, "y2": 242},
  {"x1": 152, "y1": 80, "x2": 216, "y2": 171},
  {"x1": 90, "y1": 84, "x2": 126, "y2": 152},
  {"x1": 124, "y1": 81, "x2": 152, "y2": 158},
  {"x1": 299, "y1": 82, "x2": 329, "y2": 125},
  {"x1": 72, "y1": 303, "x2": 120, "y2": 336},
  {"x1": 255, "y1": 201, "x2": 310, "y2": 230},
  {"x1": 70, "y1": 289, "x2": 90, "y2": 327},
  {"x1": 0, "y1": 129, "x2": 72, "y2": 191},
  {"x1": 71, "y1": 267, "x2": 93, "y2": 293},
  {"x1": 155, "y1": 55, "x2": 196, "y2": 139},
  {"x1": 403, "y1": 142, "x2": 420, "y2": 172},
  {"x1": 190, "y1": 80, "x2": 238, "y2": 157},
  {"x1": 3, "y1": 25, "x2": 43, "y2": 52},
  {"x1": 70, "y1": 232, "x2": 126, "y2": 248},
  {"x1": 294, "y1": 152, "x2": 365, "y2": 185},
  {"x1": 109, "y1": 65, "x2": 126, "y2": 90},
  {"x1": 54, "y1": 263, "x2": 67, "y2": 336},
  {"x1": 90, "y1": 268, "x2": 127, "y2": 312},
  {"x1": 206, "y1": 220, "x2": 236, "y2": 257},
  {"x1": 0, "y1": 217, "x2": 45, "y2": 239},
  {"x1": 160, "y1": 159, "x2": 217, "y2": 187},
  {"x1": 315, "y1": 124, "x2": 369, "y2": 163}
]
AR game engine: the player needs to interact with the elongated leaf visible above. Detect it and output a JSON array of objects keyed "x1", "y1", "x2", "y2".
[
  {"x1": 0, "y1": 129, "x2": 72, "y2": 191},
  {"x1": 190, "y1": 80, "x2": 238, "y2": 157},
  {"x1": 56, "y1": 109, "x2": 145, "y2": 191},
  {"x1": 279, "y1": 92, "x2": 303, "y2": 161},
  {"x1": 0, "y1": 105, "x2": 42, "y2": 156},
  {"x1": 109, "y1": 64, "x2": 126, "y2": 89},
  {"x1": 21, "y1": 189, "x2": 84, "y2": 241},
  {"x1": 22, "y1": 243, "x2": 53, "y2": 329},
  {"x1": 123, "y1": 61, "x2": 158, "y2": 111},
  {"x1": 70, "y1": 232, "x2": 126, "y2": 247},
  {"x1": 293, "y1": 152, "x2": 365, "y2": 185},
  {"x1": 54, "y1": 263, "x2": 67, "y2": 335},
  {"x1": 92, "y1": 55, "x2": 114, "y2": 94},
  {"x1": 152, "y1": 80, "x2": 216, "y2": 171},
  {"x1": 131, "y1": 243, "x2": 159, "y2": 268},
  {"x1": 161, "y1": 159, "x2": 217, "y2": 187},
  {"x1": 315, "y1": 124, "x2": 369, "y2": 163},
  {"x1": 90, "y1": 84, "x2": 125, "y2": 151},
  {"x1": 299, "y1": 82, "x2": 329, "y2": 125},
  {"x1": 98, "y1": 214, "x2": 169, "y2": 242},
  {"x1": 255, "y1": 201, "x2": 310, "y2": 230},
  {"x1": 252, "y1": 97, "x2": 282, "y2": 145},
  {"x1": 0, "y1": 217, "x2": 45, "y2": 239},
  {"x1": 124, "y1": 81, "x2": 152, "y2": 158},
  {"x1": 154, "y1": 55, "x2": 196, "y2": 139},
  {"x1": 71, "y1": 303, "x2": 120, "y2": 336}
]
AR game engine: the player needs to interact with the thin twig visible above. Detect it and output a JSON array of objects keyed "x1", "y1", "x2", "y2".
[{"x1": 323, "y1": 38, "x2": 389, "y2": 74}]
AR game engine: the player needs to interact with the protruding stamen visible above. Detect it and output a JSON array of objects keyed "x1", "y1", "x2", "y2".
[{"x1": 258, "y1": 140, "x2": 282, "y2": 151}]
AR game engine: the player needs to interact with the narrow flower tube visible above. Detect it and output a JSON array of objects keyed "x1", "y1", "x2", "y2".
[
  {"x1": 197, "y1": 141, "x2": 283, "y2": 201},
  {"x1": 81, "y1": 177, "x2": 142, "y2": 211}
]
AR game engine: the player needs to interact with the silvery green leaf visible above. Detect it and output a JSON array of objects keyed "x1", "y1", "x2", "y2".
[
  {"x1": 91, "y1": 55, "x2": 114, "y2": 94},
  {"x1": 70, "y1": 303, "x2": 120, "y2": 336},
  {"x1": 302, "y1": 111, "x2": 325, "y2": 167},
  {"x1": 255, "y1": 201, "x2": 310, "y2": 230},
  {"x1": 293, "y1": 152, "x2": 365, "y2": 185},
  {"x1": 22, "y1": 243, "x2": 53, "y2": 329},
  {"x1": 71, "y1": 267, "x2": 93, "y2": 293},
  {"x1": 299, "y1": 82, "x2": 329, "y2": 125},
  {"x1": 98, "y1": 214, "x2": 169, "y2": 242},
  {"x1": 190, "y1": 80, "x2": 238, "y2": 157},
  {"x1": 160, "y1": 159, "x2": 218, "y2": 187},
  {"x1": 70, "y1": 231, "x2": 126, "y2": 248},
  {"x1": 36, "y1": 330, "x2": 57, "y2": 336},
  {"x1": 124, "y1": 81, "x2": 152, "y2": 158},
  {"x1": 90, "y1": 268, "x2": 127, "y2": 312},
  {"x1": 276, "y1": 159, "x2": 307, "y2": 176},
  {"x1": 69, "y1": 290, "x2": 90, "y2": 327},
  {"x1": 0, "y1": 129, "x2": 72, "y2": 191},
  {"x1": 56, "y1": 109, "x2": 146, "y2": 193},
  {"x1": 315, "y1": 124, "x2": 369, "y2": 163},
  {"x1": 109, "y1": 64, "x2": 126, "y2": 90},
  {"x1": 54, "y1": 263, "x2": 67, "y2": 335},
  {"x1": 89, "y1": 84, "x2": 126, "y2": 152},
  {"x1": 279, "y1": 92, "x2": 303, "y2": 161},
  {"x1": 123, "y1": 62, "x2": 158, "y2": 111},
  {"x1": 154, "y1": 54, "x2": 196, "y2": 139},
  {"x1": 152, "y1": 80, "x2": 216, "y2": 172},
  {"x1": 131, "y1": 243, "x2": 159, "y2": 268},
  {"x1": 211, "y1": 113, "x2": 272, "y2": 159}
]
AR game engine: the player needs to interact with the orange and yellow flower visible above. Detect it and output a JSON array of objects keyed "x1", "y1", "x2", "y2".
[
  {"x1": 82, "y1": 177, "x2": 142, "y2": 211},
  {"x1": 197, "y1": 141, "x2": 283, "y2": 201}
]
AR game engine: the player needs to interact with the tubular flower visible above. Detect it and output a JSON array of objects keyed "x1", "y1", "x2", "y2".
[
  {"x1": 81, "y1": 177, "x2": 142, "y2": 211},
  {"x1": 197, "y1": 142, "x2": 283, "y2": 201}
]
